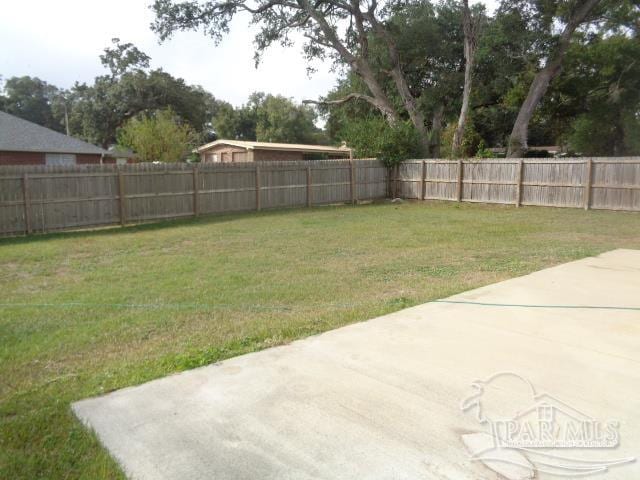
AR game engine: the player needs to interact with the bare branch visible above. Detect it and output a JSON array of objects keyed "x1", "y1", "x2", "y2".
[{"x1": 302, "y1": 92, "x2": 376, "y2": 106}]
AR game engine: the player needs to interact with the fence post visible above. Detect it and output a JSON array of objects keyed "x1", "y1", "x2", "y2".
[
  {"x1": 349, "y1": 160, "x2": 356, "y2": 204},
  {"x1": 255, "y1": 163, "x2": 261, "y2": 211},
  {"x1": 456, "y1": 159, "x2": 464, "y2": 202},
  {"x1": 515, "y1": 159, "x2": 524, "y2": 207},
  {"x1": 117, "y1": 168, "x2": 127, "y2": 226},
  {"x1": 306, "y1": 164, "x2": 312, "y2": 207},
  {"x1": 393, "y1": 164, "x2": 399, "y2": 199},
  {"x1": 584, "y1": 158, "x2": 593, "y2": 210},
  {"x1": 421, "y1": 160, "x2": 427, "y2": 200},
  {"x1": 192, "y1": 165, "x2": 200, "y2": 217},
  {"x1": 22, "y1": 173, "x2": 32, "y2": 235}
]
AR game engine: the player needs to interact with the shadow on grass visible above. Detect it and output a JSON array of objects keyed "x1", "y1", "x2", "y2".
[{"x1": 0, "y1": 203, "x2": 367, "y2": 247}]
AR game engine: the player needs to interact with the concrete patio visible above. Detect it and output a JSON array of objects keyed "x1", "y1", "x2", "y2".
[{"x1": 73, "y1": 249, "x2": 640, "y2": 479}]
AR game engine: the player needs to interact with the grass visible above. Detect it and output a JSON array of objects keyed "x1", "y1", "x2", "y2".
[{"x1": 1, "y1": 200, "x2": 639, "y2": 479}]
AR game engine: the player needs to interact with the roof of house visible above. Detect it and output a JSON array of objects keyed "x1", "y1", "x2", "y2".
[
  {"x1": 196, "y1": 139, "x2": 351, "y2": 155},
  {"x1": 0, "y1": 110, "x2": 107, "y2": 155}
]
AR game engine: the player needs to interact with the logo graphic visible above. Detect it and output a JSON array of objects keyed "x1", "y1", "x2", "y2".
[{"x1": 460, "y1": 372, "x2": 635, "y2": 478}]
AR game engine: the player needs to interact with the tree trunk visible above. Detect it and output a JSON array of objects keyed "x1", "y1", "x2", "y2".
[
  {"x1": 507, "y1": 65, "x2": 560, "y2": 157},
  {"x1": 506, "y1": 0, "x2": 602, "y2": 158},
  {"x1": 452, "y1": 0, "x2": 478, "y2": 158},
  {"x1": 365, "y1": 14, "x2": 430, "y2": 155},
  {"x1": 356, "y1": 60, "x2": 401, "y2": 125},
  {"x1": 430, "y1": 105, "x2": 445, "y2": 158},
  {"x1": 389, "y1": 68, "x2": 430, "y2": 155}
]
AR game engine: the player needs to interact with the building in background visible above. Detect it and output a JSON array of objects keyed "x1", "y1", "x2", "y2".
[
  {"x1": 196, "y1": 140, "x2": 352, "y2": 163},
  {"x1": 0, "y1": 110, "x2": 107, "y2": 165}
]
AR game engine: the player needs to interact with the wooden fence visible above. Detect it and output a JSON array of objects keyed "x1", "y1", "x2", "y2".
[
  {"x1": 393, "y1": 158, "x2": 640, "y2": 211},
  {"x1": 2, "y1": 156, "x2": 638, "y2": 237},
  {"x1": 0, "y1": 159, "x2": 387, "y2": 237}
]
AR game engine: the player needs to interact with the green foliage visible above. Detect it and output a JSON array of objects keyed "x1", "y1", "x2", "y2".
[
  {"x1": 213, "y1": 92, "x2": 327, "y2": 144},
  {"x1": 343, "y1": 117, "x2": 422, "y2": 166},
  {"x1": 117, "y1": 109, "x2": 196, "y2": 162},
  {"x1": 569, "y1": 113, "x2": 640, "y2": 156},
  {"x1": 323, "y1": 0, "x2": 640, "y2": 156},
  {"x1": 0, "y1": 40, "x2": 220, "y2": 148},
  {"x1": 559, "y1": 34, "x2": 640, "y2": 156},
  {"x1": 475, "y1": 140, "x2": 495, "y2": 158},
  {"x1": 67, "y1": 68, "x2": 222, "y2": 148},
  {"x1": 440, "y1": 121, "x2": 482, "y2": 158},
  {"x1": 0, "y1": 76, "x2": 64, "y2": 132},
  {"x1": 100, "y1": 38, "x2": 151, "y2": 78},
  {"x1": 4, "y1": 0, "x2": 640, "y2": 159},
  {"x1": 255, "y1": 94, "x2": 320, "y2": 143}
]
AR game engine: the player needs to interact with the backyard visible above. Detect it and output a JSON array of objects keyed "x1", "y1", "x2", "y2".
[{"x1": 1, "y1": 200, "x2": 640, "y2": 479}]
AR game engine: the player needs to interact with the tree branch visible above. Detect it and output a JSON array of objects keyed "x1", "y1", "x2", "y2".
[{"x1": 302, "y1": 92, "x2": 376, "y2": 106}]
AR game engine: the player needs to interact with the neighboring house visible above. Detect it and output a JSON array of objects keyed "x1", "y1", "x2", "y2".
[
  {"x1": 105, "y1": 146, "x2": 137, "y2": 165},
  {"x1": 0, "y1": 110, "x2": 107, "y2": 166},
  {"x1": 196, "y1": 139, "x2": 352, "y2": 163}
]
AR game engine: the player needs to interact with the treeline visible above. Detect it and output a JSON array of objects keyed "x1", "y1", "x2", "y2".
[
  {"x1": 153, "y1": 0, "x2": 640, "y2": 159},
  {"x1": 320, "y1": 0, "x2": 640, "y2": 159},
  {"x1": 0, "y1": 39, "x2": 325, "y2": 158},
  {"x1": 4, "y1": 1, "x2": 640, "y2": 161},
  {"x1": 0, "y1": 40, "x2": 220, "y2": 149}
]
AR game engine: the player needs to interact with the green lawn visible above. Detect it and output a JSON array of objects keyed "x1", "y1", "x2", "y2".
[{"x1": 1, "y1": 201, "x2": 639, "y2": 478}]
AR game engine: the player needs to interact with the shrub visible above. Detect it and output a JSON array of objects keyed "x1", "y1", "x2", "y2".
[
  {"x1": 343, "y1": 117, "x2": 423, "y2": 166},
  {"x1": 440, "y1": 121, "x2": 482, "y2": 158},
  {"x1": 118, "y1": 108, "x2": 197, "y2": 162}
]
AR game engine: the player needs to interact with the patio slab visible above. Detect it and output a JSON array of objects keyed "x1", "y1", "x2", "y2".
[{"x1": 73, "y1": 249, "x2": 640, "y2": 479}]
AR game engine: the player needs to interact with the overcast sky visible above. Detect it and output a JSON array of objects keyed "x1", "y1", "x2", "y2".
[{"x1": 0, "y1": 0, "x2": 497, "y2": 107}]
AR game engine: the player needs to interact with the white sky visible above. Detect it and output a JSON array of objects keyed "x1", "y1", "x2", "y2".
[{"x1": 0, "y1": 0, "x2": 497, "y2": 107}]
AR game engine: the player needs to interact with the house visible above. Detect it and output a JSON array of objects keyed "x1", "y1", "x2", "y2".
[
  {"x1": 0, "y1": 110, "x2": 108, "y2": 166},
  {"x1": 196, "y1": 139, "x2": 352, "y2": 163}
]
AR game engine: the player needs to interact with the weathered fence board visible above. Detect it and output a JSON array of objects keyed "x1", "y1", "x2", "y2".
[
  {"x1": 0, "y1": 159, "x2": 387, "y2": 237},
  {"x1": 396, "y1": 157, "x2": 640, "y2": 212}
]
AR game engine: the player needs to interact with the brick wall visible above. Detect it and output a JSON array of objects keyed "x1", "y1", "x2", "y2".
[
  {"x1": 76, "y1": 154, "x2": 105, "y2": 164},
  {"x1": 0, "y1": 151, "x2": 103, "y2": 165},
  {"x1": 0, "y1": 151, "x2": 45, "y2": 165}
]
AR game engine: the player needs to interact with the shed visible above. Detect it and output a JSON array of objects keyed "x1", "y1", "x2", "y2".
[{"x1": 196, "y1": 140, "x2": 352, "y2": 163}]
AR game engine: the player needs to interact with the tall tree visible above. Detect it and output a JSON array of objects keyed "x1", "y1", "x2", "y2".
[
  {"x1": 559, "y1": 35, "x2": 640, "y2": 155},
  {"x1": 0, "y1": 76, "x2": 64, "y2": 131},
  {"x1": 213, "y1": 92, "x2": 325, "y2": 143},
  {"x1": 100, "y1": 38, "x2": 151, "y2": 78},
  {"x1": 320, "y1": 1, "x2": 471, "y2": 156},
  {"x1": 151, "y1": 0, "x2": 431, "y2": 153},
  {"x1": 506, "y1": 0, "x2": 603, "y2": 157},
  {"x1": 66, "y1": 40, "x2": 224, "y2": 147},
  {"x1": 451, "y1": 0, "x2": 482, "y2": 157}
]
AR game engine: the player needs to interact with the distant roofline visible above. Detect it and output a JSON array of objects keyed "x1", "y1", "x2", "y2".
[
  {"x1": 196, "y1": 139, "x2": 351, "y2": 155},
  {"x1": 0, "y1": 110, "x2": 107, "y2": 155}
]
